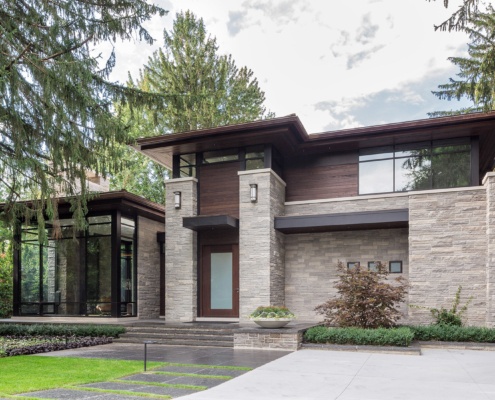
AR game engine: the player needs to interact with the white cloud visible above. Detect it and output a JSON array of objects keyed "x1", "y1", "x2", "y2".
[{"x1": 107, "y1": 0, "x2": 473, "y2": 133}]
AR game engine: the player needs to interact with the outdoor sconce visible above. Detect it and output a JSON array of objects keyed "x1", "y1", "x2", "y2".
[
  {"x1": 174, "y1": 191, "x2": 181, "y2": 209},
  {"x1": 250, "y1": 184, "x2": 258, "y2": 203}
]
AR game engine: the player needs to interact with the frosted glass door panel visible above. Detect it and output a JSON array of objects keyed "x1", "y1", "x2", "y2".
[{"x1": 210, "y1": 252, "x2": 233, "y2": 309}]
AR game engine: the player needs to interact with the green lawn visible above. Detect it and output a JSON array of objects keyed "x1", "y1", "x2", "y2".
[{"x1": 0, "y1": 356, "x2": 164, "y2": 396}]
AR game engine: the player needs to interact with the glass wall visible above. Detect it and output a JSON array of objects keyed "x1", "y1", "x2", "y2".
[
  {"x1": 359, "y1": 140, "x2": 472, "y2": 195},
  {"x1": 16, "y1": 214, "x2": 137, "y2": 317}
]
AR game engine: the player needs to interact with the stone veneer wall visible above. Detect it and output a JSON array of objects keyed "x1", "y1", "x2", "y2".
[
  {"x1": 165, "y1": 178, "x2": 198, "y2": 322},
  {"x1": 486, "y1": 173, "x2": 495, "y2": 327},
  {"x1": 234, "y1": 330, "x2": 302, "y2": 351},
  {"x1": 137, "y1": 216, "x2": 163, "y2": 319},
  {"x1": 238, "y1": 169, "x2": 286, "y2": 321},
  {"x1": 285, "y1": 194, "x2": 409, "y2": 216},
  {"x1": 284, "y1": 228, "x2": 409, "y2": 321},
  {"x1": 408, "y1": 188, "x2": 487, "y2": 326}
]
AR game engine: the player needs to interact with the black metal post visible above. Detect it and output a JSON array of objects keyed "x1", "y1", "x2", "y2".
[{"x1": 143, "y1": 340, "x2": 156, "y2": 371}]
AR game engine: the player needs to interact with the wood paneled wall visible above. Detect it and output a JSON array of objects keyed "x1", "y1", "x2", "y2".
[
  {"x1": 199, "y1": 162, "x2": 240, "y2": 218},
  {"x1": 284, "y1": 152, "x2": 358, "y2": 202}
]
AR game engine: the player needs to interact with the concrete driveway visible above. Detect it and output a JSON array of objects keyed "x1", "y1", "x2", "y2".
[{"x1": 180, "y1": 348, "x2": 495, "y2": 400}]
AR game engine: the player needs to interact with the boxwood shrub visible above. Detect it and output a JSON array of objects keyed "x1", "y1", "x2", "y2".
[
  {"x1": 0, "y1": 324, "x2": 125, "y2": 338},
  {"x1": 304, "y1": 325, "x2": 414, "y2": 347},
  {"x1": 408, "y1": 325, "x2": 495, "y2": 343}
]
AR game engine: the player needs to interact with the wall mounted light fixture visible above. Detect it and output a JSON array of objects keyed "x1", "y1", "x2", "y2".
[
  {"x1": 250, "y1": 184, "x2": 258, "y2": 203},
  {"x1": 174, "y1": 191, "x2": 181, "y2": 209}
]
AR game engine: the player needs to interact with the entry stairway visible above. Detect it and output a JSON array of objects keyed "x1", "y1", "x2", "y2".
[{"x1": 115, "y1": 322, "x2": 236, "y2": 348}]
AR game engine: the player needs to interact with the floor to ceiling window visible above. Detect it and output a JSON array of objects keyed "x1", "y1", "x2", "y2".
[{"x1": 15, "y1": 213, "x2": 136, "y2": 317}]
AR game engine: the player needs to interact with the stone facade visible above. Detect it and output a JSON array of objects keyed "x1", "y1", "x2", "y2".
[
  {"x1": 486, "y1": 173, "x2": 495, "y2": 327},
  {"x1": 284, "y1": 228, "x2": 409, "y2": 321},
  {"x1": 408, "y1": 188, "x2": 487, "y2": 326},
  {"x1": 238, "y1": 169, "x2": 286, "y2": 321},
  {"x1": 137, "y1": 216, "x2": 163, "y2": 319},
  {"x1": 285, "y1": 193, "x2": 409, "y2": 216},
  {"x1": 165, "y1": 178, "x2": 198, "y2": 322},
  {"x1": 234, "y1": 329, "x2": 302, "y2": 351}
]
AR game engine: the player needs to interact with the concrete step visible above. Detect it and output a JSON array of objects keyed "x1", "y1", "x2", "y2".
[
  {"x1": 115, "y1": 336, "x2": 233, "y2": 347},
  {"x1": 120, "y1": 332, "x2": 233, "y2": 341},
  {"x1": 124, "y1": 327, "x2": 234, "y2": 336},
  {"x1": 117, "y1": 324, "x2": 235, "y2": 348}
]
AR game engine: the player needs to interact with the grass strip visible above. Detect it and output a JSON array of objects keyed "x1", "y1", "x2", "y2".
[
  {"x1": 152, "y1": 371, "x2": 231, "y2": 380},
  {"x1": 0, "y1": 356, "x2": 164, "y2": 395},
  {"x1": 163, "y1": 362, "x2": 252, "y2": 371},
  {"x1": 71, "y1": 385, "x2": 171, "y2": 399},
  {"x1": 116, "y1": 379, "x2": 207, "y2": 391}
]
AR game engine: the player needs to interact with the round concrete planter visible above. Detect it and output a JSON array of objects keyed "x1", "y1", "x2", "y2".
[{"x1": 252, "y1": 319, "x2": 293, "y2": 329}]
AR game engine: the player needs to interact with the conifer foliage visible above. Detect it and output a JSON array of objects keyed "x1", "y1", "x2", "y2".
[
  {"x1": 430, "y1": 8, "x2": 495, "y2": 116},
  {"x1": 0, "y1": 1, "x2": 166, "y2": 234},
  {"x1": 429, "y1": 0, "x2": 479, "y2": 31},
  {"x1": 111, "y1": 11, "x2": 273, "y2": 203}
]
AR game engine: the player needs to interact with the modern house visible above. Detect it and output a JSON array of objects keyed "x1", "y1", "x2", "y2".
[
  {"x1": 11, "y1": 112, "x2": 495, "y2": 327},
  {"x1": 133, "y1": 112, "x2": 495, "y2": 327},
  {"x1": 12, "y1": 190, "x2": 165, "y2": 319}
]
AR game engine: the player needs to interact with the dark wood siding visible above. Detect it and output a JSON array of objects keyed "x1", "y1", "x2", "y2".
[
  {"x1": 284, "y1": 152, "x2": 358, "y2": 202},
  {"x1": 199, "y1": 162, "x2": 240, "y2": 218}
]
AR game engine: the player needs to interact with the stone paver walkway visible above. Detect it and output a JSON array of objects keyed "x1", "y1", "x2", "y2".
[{"x1": 14, "y1": 343, "x2": 290, "y2": 399}]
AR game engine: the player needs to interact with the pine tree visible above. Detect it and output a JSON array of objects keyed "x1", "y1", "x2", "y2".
[
  {"x1": 430, "y1": 0, "x2": 479, "y2": 31},
  {"x1": 111, "y1": 11, "x2": 273, "y2": 203},
  {"x1": 0, "y1": 1, "x2": 166, "y2": 237},
  {"x1": 429, "y1": 8, "x2": 495, "y2": 117}
]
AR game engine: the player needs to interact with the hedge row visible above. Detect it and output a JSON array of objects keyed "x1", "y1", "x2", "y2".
[
  {"x1": 0, "y1": 324, "x2": 125, "y2": 338},
  {"x1": 409, "y1": 325, "x2": 495, "y2": 343},
  {"x1": 304, "y1": 324, "x2": 495, "y2": 347},
  {"x1": 304, "y1": 326, "x2": 414, "y2": 347}
]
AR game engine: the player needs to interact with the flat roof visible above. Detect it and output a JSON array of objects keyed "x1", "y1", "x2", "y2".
[{"x1": 133, "y1": 111, "x2": 495, "y2": 171}]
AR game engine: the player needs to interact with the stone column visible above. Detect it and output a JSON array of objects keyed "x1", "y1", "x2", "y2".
[
  {"x1": 165, "y1": 177, "x2": 198, "y2": 322},
  {"x1": 485, "y1": 172, "x2": 495, "y2": 327},
  {"x1": 137, "y1": 216, "x2": 162, "y2": 319},
  {"x1": 238, "y1": 169, "x2": 286, "y2": 322}
]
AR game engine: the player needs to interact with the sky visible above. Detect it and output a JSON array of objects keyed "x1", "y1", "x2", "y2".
[{"x1": 104, "y1": 0, "x2": 473, "y2": 134}]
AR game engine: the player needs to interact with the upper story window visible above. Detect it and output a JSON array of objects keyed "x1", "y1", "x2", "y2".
[
  {"x1": 179, "y1": 154, "x2": 196, "y2": 178},
  {"x1": 245, "y1": 145, "x2": 265, "y2": 170},
  {"x1": 359, "y1": 139, "x2": 472, "y2": 195},
  {"x1": 203, "y1": 149, "x2": 239, "y2": 164}
]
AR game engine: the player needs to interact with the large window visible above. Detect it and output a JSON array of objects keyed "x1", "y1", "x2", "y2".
[
  {"x1": 17, "y1": 214, "x2": 136, "y2": 317},
  {"x1": 359, "y1": 140, "x2": 472, "y2": 195}
]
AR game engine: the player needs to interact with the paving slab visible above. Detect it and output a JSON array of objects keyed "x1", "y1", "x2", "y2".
[
  {"x1": 82, "y1": 381, "x2": 200, "y2": 397},
  {"x1": 177, "y1": 348, "x2": 495, "y2": 400},
  {"x1": 19, "y1": 388, "x2": 149, "y2": 399}
]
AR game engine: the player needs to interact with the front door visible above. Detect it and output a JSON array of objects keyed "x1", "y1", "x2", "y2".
[{"x1": 201, "y1": 245, "x2": 239, "y2": 317}]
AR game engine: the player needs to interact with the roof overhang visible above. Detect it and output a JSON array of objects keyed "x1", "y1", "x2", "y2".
[
  {"x1": 275, "y1": 209, "x2": 409, "y2": 234},
  {"x1": 133, "y1": 115, "x2": 308, "y2": 169},
  {"x1": 132, "y1": 111, "x2": 495, "y2": 178},
  {"x1": 183, "y1": 215, "x2": 239, "y2": 231}
]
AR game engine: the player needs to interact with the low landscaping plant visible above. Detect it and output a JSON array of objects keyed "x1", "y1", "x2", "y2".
[
  {"x1": 315, "y1": 261, "x2": 408, "y2": 329},
  {"x1": 0, "y1": 323, "x2": 125, "y2": 338},
  {"x1": 0, "y1": 335, "x2": 113, "y2": 357},
  {"x1": 304, "y1": 325, "x2": 414, "y2": 347},
  {"x1": 411, "y1": 285, "x2": 473, "y2": 327},
  {"x1": 249, "y1": 306, "x2": 295, "y2": 320},
  {"x1": 408, "y1": 324, "x2": 495, "y2": 343}
]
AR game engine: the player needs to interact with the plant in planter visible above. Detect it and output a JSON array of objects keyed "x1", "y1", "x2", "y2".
[{"x1": 249, "y1": 306, "x2": 296, "y2": 328}]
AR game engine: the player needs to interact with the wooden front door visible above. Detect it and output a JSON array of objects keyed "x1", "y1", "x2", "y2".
[{"x1": 201, "y1": 244, "x2": 239, "y2": 317}]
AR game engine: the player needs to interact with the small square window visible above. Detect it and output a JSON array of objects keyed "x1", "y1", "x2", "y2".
[
  {"x1": 389, "y1": 261, "x2": 403, "y2": 273},
  {"x1": 368, "y1": 262, "x2": 379, "y2": 272},
  {"x1": 347, "y1": 262, "x2": 360, "y2": 269}
]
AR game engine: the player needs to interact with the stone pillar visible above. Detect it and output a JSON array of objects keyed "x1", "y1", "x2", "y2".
[
  {"x1": 485, "y1": 172, "x2": 495, "y2": 327},
  {"x1": 165, "y1": 177, "x2": 198, "y2": 322},
  {"x1": 238, "y1": 169, "x2": 286, "y2": 322},
  {"x1": 137, "y1": 216, "x2": 162, "y2": 319}
]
